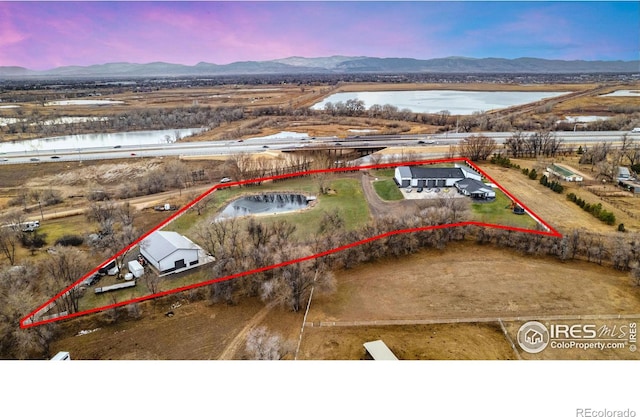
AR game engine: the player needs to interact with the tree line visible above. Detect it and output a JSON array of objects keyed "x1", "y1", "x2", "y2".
[{"x1": 0, "y1": 105, "x2": 245, "y2": 138}]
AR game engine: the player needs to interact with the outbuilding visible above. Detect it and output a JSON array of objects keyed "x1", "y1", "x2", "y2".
[
  {"x1": 394, "y1": 166, "x2": 467, "y2": 188},
  {"x1": 394, "y1": 164, "x2": 483, "y2": 189},
  {"x1": 363, "y1": 340, "x2": 398, "y2": 360},
  {"x1": 140, "y1": 231, "x2": 203, "y2": 275}
]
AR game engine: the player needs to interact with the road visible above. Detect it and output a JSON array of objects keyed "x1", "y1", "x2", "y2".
[{"x1": 1, "y1": 130, "x2": 638, "y2": 165}]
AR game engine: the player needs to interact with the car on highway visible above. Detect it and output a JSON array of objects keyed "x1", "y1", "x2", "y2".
[
  {"x1": 30, "y1": 157, "x2": 40, "y2": 162},
  {"x1": 1, "y1": 158, "x2": 8, "y2": 162},
  {"x1": 632, "y1": 127, "x2": 640, "y2": 133},
  {"x1": 113, "y1": 145, "x2": 122, "y2": 148},
  {"x1": 50, "y1": 155, "x2": 61, "y2": 159},
  {"x1": 262, "y1": 145, "x2": 269, "y2": 148},
  {"x1": 130, "y1": 153, "x2": 136, "y2": 156}
]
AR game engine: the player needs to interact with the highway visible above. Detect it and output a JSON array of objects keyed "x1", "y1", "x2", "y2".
[{"x1": 0, "y1": 130, "x2": 638, "y2": 165}]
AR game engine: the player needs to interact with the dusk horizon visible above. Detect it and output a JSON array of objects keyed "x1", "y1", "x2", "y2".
[
  {"x1": 5, "y1": 54, "x2": 640, "y2": 72},
  {"x1": 1, "y1": 1, "x2": 637, "y2": 71}
]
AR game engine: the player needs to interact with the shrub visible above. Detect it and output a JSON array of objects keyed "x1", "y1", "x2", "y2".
[
  {"x1": 618, "y1": 223, "x2": 626, "y2": 232},
  {"x1": 55, "y1": 234, "x2": 84, "y2": 247},
  {"x1": 528, "y1": 169, "x2": 538, "y2": 180},
  {"x1": 566, "y1": 193, "x2": 616, "y2": 226}
]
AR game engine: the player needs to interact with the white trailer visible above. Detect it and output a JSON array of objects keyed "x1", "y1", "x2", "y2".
[{"x1": 127, "y1": 260, "x2": 144, "y2": 278}]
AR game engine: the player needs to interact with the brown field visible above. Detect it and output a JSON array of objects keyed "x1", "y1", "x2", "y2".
[
  {"x1": 5, "y1": 80, "x2": 640, "y2": 360},
  {"x1": 478, "y1": 161, "x2": 639, "y2": 233},
  {"x1": 297, "y1": 323, "x2": 518, "y2": 360},
  {"x1": 49, "y1": 241, "x2": 640, "y2": 360},
  {"x1": 5, "y1": 81, "x2": 637, "y2": 144}
]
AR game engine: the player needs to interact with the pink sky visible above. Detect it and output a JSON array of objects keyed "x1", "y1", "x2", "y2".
[{"x1": 0, "y1": 1, "x2": 637, "y2": 70}]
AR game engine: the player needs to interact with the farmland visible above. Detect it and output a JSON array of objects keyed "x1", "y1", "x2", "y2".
[{"x1": 1, "y1": 78, "x2": 640, "y2": 361}]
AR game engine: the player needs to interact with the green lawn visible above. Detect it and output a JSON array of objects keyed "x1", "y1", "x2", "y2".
[
  {"x1": 166, "y1": 176, "x2": 370, "y2": 242},
  {"x1": 470, "y1": 190, "x2": 539, "y2": 229},
  {"x1": 235, "y1": 178, "x2": 370, "y2": 241},
  {"x1": 371, "y1": 168, "x2": 396, "y2": 178},
  {"x1": 372, "y1": 178, "x2": 404, "y2": 201}
]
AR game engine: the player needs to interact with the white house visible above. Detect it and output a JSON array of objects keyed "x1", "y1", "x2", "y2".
[
  {"x1": 454, "y1": 178, "x2": 496, "y2": 199},
  {"x1": 393, "y1": 164, "x2": 482, "y2": 188},
  {"x1": 140, "y1": 231, "x2": 203, "y2": 275}
]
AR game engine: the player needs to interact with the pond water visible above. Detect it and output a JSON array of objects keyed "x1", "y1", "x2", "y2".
[
  {"x1": 600, "y1": 90, "x2": 640, "y2": 97},
  {"x1": 0, "y1": 127, "x2": 206, "y2": 153},
  {"x1": 44, "y1": 99, "x2": 124, "y2": 106},
  {"x1": 217, "y1": 193, "x2": 312, "y2": 219},
  {"x1": 311, "y1": 90, "x2": 569, "y2": 115}
]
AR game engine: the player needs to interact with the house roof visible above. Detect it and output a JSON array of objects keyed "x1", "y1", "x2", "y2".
[
  {"x1": 455, "y1": 178, "x2": 494, "y2": 195},
  {"x1": 409, "y1": 167, "x2": 464, "y2": 179},
  {"x1": 141, "y1": 231, "x2": 199, "y2": 262}
]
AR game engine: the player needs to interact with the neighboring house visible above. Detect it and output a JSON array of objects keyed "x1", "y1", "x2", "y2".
[
  {"x1": 454, "y1": 178, "x2": 496, "y2": 199},
  {"x1": 394, "y1": 164, "x2": 481, "y2": 188},
  {"x1": 547, "y1": 164, "x2": 583, "y2": 182},
  {"x1": 140, "y1": 231, "x2": 203, "y2": 275}
]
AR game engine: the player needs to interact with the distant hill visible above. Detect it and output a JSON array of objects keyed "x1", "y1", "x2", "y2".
[{"x1": 1, "y1": 56, "x2": 638, "y2": 78}]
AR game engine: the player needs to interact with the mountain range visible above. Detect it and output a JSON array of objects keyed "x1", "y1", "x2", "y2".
[{"x1": 1, "y1": 56, "x2": 638, "y2": 78}]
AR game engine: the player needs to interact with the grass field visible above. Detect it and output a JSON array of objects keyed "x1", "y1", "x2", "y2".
[
  {"x1": 372, "y1": 178, "x2": 404, "y2": 201},
  {"x1": 470, "y1": 189, "x2": 539, "y2": 229},
  {"x1": 167, "y1": 175, "x2": 370, "y2": 241}
]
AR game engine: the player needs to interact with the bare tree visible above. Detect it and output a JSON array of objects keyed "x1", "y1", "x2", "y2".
[
  {"x1": 86, "y1": 202, "x2": 140, "y2": 279},
  {"x1": 45, "y1": 247, "x2": 93, "y2": 314},
  {"x1": 0, "y1": 211, "x2": 26, "y2": 265},
  {"x1": 505, "y1": 131, "x2": 527, "y2": 158},
  {"x1": 245, "y1": 326, "x2": 284, "y2": 360},
  {"x1": 457, "y1": 134, "x2": 496, "y2": 161},
  {"x1": 142, "y1": 271, "x2": 161, "y2": 294},
  {"x1": 0, "y1": 263, "x2": 55, "y2": 359},
  {"x1": 260, "y1": 247, "x2": 335, "y2": 312}
]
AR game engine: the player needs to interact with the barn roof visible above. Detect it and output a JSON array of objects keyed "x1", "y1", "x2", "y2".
[
  {"x1": 141, "y1": 231, "x2": 199, "y2": 262},
  {"x1": 409, "y1": 167, "x2": 464, "y2": 179},
  {"x1": 396, "y1": 166, "x2": 412, "y2": 178}
]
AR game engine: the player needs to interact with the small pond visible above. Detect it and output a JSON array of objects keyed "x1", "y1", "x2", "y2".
[{"x1": 217, "y1": 193, "x2": 313, "y2": 219}]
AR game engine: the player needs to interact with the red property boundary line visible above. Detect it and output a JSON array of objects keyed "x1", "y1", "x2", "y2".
[{"x1": 20, "y1": 158, "x2": 561, "y2": 329}]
